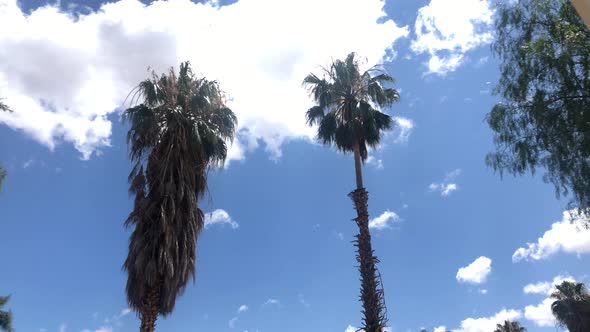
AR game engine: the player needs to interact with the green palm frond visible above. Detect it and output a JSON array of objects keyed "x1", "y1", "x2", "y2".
[
  {"x1": 551, "y1": 281, "x2": 590, "y2": 332},
  {"x1": 302, "y1": 52, "x2": 399, "y2": 162}
]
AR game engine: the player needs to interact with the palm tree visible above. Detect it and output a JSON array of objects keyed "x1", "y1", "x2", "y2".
[
  {"x1": 494, "y1": 320, "x2": 526, "y2": 332},
  {"x1": 123, "y1": 62, "x2": 237, "y2": 332},
  {"x1": 0, "y1": 296, "x2": 14, "y2": 332},
  {"x1": 303, "y1": 52, "x2": 399, "y2": 332},
  {"x1": 551, "y1": 281, "x2": 590, "y2": 332}
]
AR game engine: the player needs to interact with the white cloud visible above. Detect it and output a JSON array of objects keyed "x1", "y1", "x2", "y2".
[
  {"x1": 512, "y1": 210, "x2": 590, "y2": 262},
  {"x1": 237, "y1": 305, "x2": 248, "y2": 314},
  {"x1": 523, "y1": 275, "x2": 577, "y2": 327},
  {"x1": 345, "y1": 325, "x2": 356, "y2": 332},
  {"x1": 430, "y1": 169, "x2": 461, "y2": 197},
  {"x1": 453, "y1": 309, "x2": 522, "y2": 332},
  {"x1": 0, "y1": 0, "x2": 409, "y2": 162},
  {"x1": 523, "y1": 275, "x2": 575, "y2": 295},
  {"x1": 433, "y1": 327, "x2": 446, "y2": 332},
  {"x1": 411, "y1": 0, "x2": 494, "y2": 75},
  {"x1": 23, "y1": 159, "x2": 34, "y2": 168},
  {"x1": 524, "y1": 298, "x2": 556, "y2": 327},
  {"x1": 366, "y1": 155, "x2": 384, "y2": 170},
  {"x1": 369, "y1": 210, "x2": 400, "y2": 230},
  {"x1": 118, "y1": 308, "x2": 131, "y2": 318},
  {"x1": 204, "y1": 209, "x2": 239, "y2": 229},
  {"x1": 229, "y1": 317, "x2": 238, "y2": 329},
  {"x1": 263, "y1": 298, "x2": 280, "y2": 306},
  {"x1": 478, "y1": 289, "x2": 488, "y2": 295},
  {"x1": 456, "y1": 256, "x2": 492, "y2": 284},
  {"x1": 94, "y1": 328, "x2": 113, "y2": 332},
  {"x1": 392, "y1": 116, "x2": 414, "y2": 143}
]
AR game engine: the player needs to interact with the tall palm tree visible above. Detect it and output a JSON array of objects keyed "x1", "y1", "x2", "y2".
[
  {"x1": 303, "y1": 52, "x2": 399, "y2": 332},
  {"x1": 551, "y1": 281, "x2": 590, "y2": 332},
  {"x1": 123, "y1": 62, "x2": 237, "y2": 332},
  {"x1": 0, "y1": 296, "x2": 14, "y2": 332},
  {"x1": 494, "y1": 320, "x2": 526, "y2": 332}
]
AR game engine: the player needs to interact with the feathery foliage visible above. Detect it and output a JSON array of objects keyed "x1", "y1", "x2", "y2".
[
  {"x1": 0, "y1": 296, "x2": 14, "y2": 332},
  {"x1": 487, "y1": 0, "x2": 590, "y2": 213},
  {"x1": 551, "y1": 281, "x2": 590, "y2": 332},
  {"x1": 123, "y1": 62, "x2": 237, "y2": 328}
]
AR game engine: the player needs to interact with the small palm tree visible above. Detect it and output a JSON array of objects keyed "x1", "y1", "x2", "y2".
[
  {"x1": 551, "y1": 281, "x2": 590, "y2": 332},
  {"x1": 123, "y1": 62, "x2": 237, "y2": 332},
  {"x1": 494, "y1": 320, "x2": 526, "y2": 332},
  {"x1": 0, "y1": 296, "x2": 14, "y2": 332},
  {"x1": 303, "y1": 52, "x2": 399, "y2": 332}
]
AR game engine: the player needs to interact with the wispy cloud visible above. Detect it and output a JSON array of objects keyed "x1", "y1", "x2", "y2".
[
  {"x1": 237, "y1": 304, "x2": 248, "y2": 314},
  {"x1": 204, "y1": 209, "x2": 239, "y2": 229},
  {"x1": 429, "y1": 169, "x2": 461, "y2": 197},
  {"x1": 263, "y1": 298, "x2": 280, "y2": 307}
]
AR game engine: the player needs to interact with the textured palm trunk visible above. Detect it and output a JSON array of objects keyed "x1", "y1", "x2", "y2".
[
  {"x1": 140, "y1": 283, "x2": 160, "y2": 332},
  {"x1": 350, "y1": 142, "x2": 387, "y2": 332}
]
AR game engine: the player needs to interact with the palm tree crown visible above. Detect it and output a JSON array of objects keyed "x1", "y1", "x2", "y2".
[
  {"x1": 303, "y1": 52, "x2": 399, "y2": 163},
  {"x1": 0, "y1": 296, "x2": 14, "y2": 332},
  {"x1": 123, "y1": 62, "x2": 237, "y2": 323},
  {"x1": 551, "y1": 281, "x2": 590, "y2": 332},
  {"x1": 494, "y1": 320, "x2": 526, "y2": 332}
]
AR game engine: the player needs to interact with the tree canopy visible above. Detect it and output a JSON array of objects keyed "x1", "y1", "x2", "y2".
[
  {"x1": 487, "y1": 0, "x2": 590, "y2": 211},
  {"x1": 123, "y1": 62, "x2": 237, "y2": 322}
]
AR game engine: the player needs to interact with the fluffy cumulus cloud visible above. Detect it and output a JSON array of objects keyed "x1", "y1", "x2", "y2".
[
  {"x1": 433, "y1": 327, "x2": 446, "y2": 332},
  {"x1": 430, "y1": 169, "x2": 461, "y2": 197},
  {"x1": 523, "y1": 275, "x2": 575, "y2": 295},
  {"x1": 453, "y1": 309, "x2": 522, "y2": 332},
  {"x1": 411, "y1": 0, "x2": 494, "y2": 75},
  {"x1": 456, "y1": 256, "x2": 492, "y2": 284},
  {"x1": 237, "y1": 304, "x2": 248, "y2": 314},
  {"x1": 204, "y1": 209, "x2": 239, "y2": 229},
  {"x1": 524, "y1": 298, "x2": 556, "y2": 327},
  {"x1": 0, "y1": 0, "x2": 409, "y2": 162},
  {"x1": 512, "y1": 211, "x2": 590, "y2": 262},
  {"x1": 523, "y1": 275, "x2": 577, "y2": 327},
  {"x1": 369, "y1": 210, "x2": 400, "y2": 230}
]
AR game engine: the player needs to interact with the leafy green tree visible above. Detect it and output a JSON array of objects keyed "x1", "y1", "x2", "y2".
[
  {"x1": 487, "y1": 0, "x2": 590, "y2": 212},
  {"x1": 303, "y1": 52, "x2": 399, "y2": 332},
  {"x1": 551, "y1": 281, "x2": 590, "y2": 332},
  {"x1": 123, "y1": 62, "x2": 237, "y2": 332},
  {"x1": 493, "y1": 320, "x2": 527, "y2": 332},
  {"x1": 0, "y1": 296, "x2": 14, "y2": 332}
]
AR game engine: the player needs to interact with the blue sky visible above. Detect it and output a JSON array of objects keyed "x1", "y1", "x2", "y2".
[{"x1": 1, "y1": 0, "x2": 590, "y2": 332}]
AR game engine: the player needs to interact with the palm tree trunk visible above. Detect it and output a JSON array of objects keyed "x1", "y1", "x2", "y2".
[
  {"x1": 353, "y1": 142, "x2": 363, "y2": 190},
  {"x1": 349, "y1": 143, "x2": 387, "y2": 332},
  {"x1": 140, "y1": 284, "x2": 160, "y2": 332}
]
